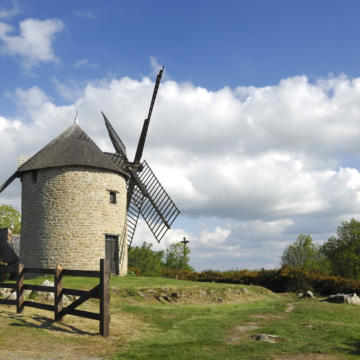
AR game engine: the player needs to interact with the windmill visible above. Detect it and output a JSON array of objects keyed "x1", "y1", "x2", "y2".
[{"x1": 102, "y1": 66, "x2": 180, "y2": 247}]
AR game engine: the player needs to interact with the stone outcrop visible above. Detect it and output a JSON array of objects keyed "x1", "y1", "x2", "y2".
[
  {"x1": 321, "y1": 293, "x2": 360, "y2": 305},
  {"x1": 251, "y1": 334, "x2": 280, "y2": 343},
  {"x1": 298, "y1": 290, "x2": 314, "y2": 299}
]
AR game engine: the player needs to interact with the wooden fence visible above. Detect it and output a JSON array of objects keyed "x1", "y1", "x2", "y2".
[{"x1": 0, "y1": 259, "x2": 110, "y2": 337}]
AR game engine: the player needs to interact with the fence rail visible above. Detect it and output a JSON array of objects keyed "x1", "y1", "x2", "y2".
[{"x1": 0, "y1": 259, "x2": 110, "y2": 337}]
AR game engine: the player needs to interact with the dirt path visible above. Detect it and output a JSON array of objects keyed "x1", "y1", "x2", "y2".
[{"x1": 226, "y1": 300, "x2": 296, "y2": 345}]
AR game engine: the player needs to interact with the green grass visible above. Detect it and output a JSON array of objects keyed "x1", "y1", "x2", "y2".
[{"x1": 1, "y1": 275, "x2": 360, "y2": 359}]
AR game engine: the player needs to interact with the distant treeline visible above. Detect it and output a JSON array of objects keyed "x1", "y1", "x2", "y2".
[{"x1": 130, "y1": 218, "x2": 360, "y2": 295}]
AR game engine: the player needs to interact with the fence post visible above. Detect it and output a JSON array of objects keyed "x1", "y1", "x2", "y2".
[
  {"x1": 16, "y1": 263, "x2": 24, "y2": 313},
  {"x1": 100, "y1": 259, "x2": 110, "y2": 337},
  {"x1": 54, "y1": 265, "x2": 63, "y2": 321}
]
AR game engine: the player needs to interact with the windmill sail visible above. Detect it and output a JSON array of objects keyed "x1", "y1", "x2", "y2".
[
  {"x1": 102, "y1": 66, "x2": 180, "y2": 247},
  {"x1": 102, "y1": 112, "x2": 128, "y2": 162},
  {"x1": 126, "y1": 182, "x2": 144, "y2": 246},
  {"x1": 137, "y1": 160, "x2": 180, "y2": 242}
]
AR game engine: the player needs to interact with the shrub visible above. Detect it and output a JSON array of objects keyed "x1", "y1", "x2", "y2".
[
  {"x1": 161, "y1": 266, "x2": 360, "y2": 296},
  {"x1": 127, "y1": 267, "x2": 141, "y2": 276},
  {"x1": 0, "y1": 261, "x2": 10, "y2": 282}
]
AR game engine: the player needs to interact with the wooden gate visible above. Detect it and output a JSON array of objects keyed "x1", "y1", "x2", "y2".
[{"x1": 0, "y1": 259, "x2": 110, "y2": 337}]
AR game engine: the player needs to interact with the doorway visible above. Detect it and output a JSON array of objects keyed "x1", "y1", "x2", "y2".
[{"x1": 105, "y1": 235, "x2": 119, "y2": 275}]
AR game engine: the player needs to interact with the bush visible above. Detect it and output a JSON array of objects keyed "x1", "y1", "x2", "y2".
[
  {"x1": 161, "y1": 266, "x2": 360, "y2": 296},
  {"x1": 0, "y1": 261, "x2": 10, "y2": 282}
]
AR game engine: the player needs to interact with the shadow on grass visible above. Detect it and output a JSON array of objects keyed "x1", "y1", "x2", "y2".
[
  {"x1": 0, "y1": 310, "x2": 96, "y2": 336},
  {"x1": 342, "y1": 340, "x2": 360, "y2": 356}
]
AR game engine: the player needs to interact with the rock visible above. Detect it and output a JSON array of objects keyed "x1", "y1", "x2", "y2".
[
  {"x1": 162, "y1": 294, "x2": 171, "y2": 302},
  {"x1": 0, "y1": 288, "x2": 11, "y2": 298},
  {"x1": 199, "y1": 291, "x2": 207, "y2": 297},
  {"x1": 170, "y1": 291, "x2": 181, "y2": 300},
  {"x1": 298, "y1": 290, "x2": 314, "y2": 299},
  {"x1": 237, "y1": 288, "x2": 249, "y2": 294},
  {"x1": 7, "y1": 291, "x2": 16, "y2": 300},
  {"x1": 137, "y1": 291, "x2": 146, "y2": 299},
  {"x1": 36, "y1": 280, "x2": 55, "y2": 302},
  {"x1": 251, "y1": 334, "x2": 280, "y2": 343},
  {"x1": 322, "y1": 293, "x2": 360, "y2": 305},
  {"x1": 62, "y1": 295, "x2": 71, "y2": 306},
  {"x1": 38, "y1": 291, "x2": 54, "y2": 302},
  {"x1": 23, "y1": 289, "x2": 32, "y2": 298},
  {"x1": 217, "y1": 297, "x2": 224, "y2": 303},
  {"x1": 146, "y1": 289, "x2": 158, "y2": 295},
  {"x1": 0, "y1": 288, "x2": 31, "y2": 299},
  {"x1": 41, "y1": 280, "x2": 54, "y2": 287}
]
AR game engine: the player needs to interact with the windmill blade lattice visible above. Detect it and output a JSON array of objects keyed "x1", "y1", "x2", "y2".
[
  {"x1": 126, "y1": 181, "x2": 144, "y2": 247},
  {"x1": 137, "y1": 160, "x2": 180, "y2": 243}
]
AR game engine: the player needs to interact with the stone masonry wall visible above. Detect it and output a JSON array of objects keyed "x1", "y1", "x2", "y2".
[{"x1": 20, "y1": 166, "x2": 128, "y2": 274}]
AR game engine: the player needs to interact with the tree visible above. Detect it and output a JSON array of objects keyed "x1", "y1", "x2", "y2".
[
  {"x1": 164, "y1": 242, "x2": 193, "y2": 271},
  {"x1": 320, "y1": 218, "x2": 360, "y2": 279},
  {"x1": 281, "y1": 234, "x2": 326, "y2": 272},
  {"x1": 128, "y1": 242, "x2": 164, "y2": 276},
  {"x1": 0, "y1": 204, "x2": 21, "y2": 234}
]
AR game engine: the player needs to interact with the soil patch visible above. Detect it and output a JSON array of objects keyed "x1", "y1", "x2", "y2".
[
  {"x1": 274, "y1": 355, "x2": 338, "y2": 360},
  {"x1": 0, "y1": 304, "x2": 149, "y2": 360}
]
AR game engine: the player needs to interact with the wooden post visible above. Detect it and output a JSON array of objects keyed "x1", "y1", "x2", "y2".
[
  {"x1": 16, "y1": 263, "x2": 24, "y2": 313},
  {"x1": 100, "y1": 259, "x2": 110, "y2": 337},
  {"x1": 54, "y1": 265, "x2": 63, "y2": 321}
]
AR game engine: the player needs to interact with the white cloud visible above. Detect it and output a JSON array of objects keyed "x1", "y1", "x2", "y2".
[
  {"x1": 72, "y1": 9, "x2": 97, "y2": 19},
  {"x1": 2, "y1": 74, "x2": 360, "y2": 269},
  {"x1": 0, "y1": 0, "x2": 20, "y2": 19},
  {"x1": 150, "y1": 56, "x2": 162, "y2": 76},
  {"x1": 51, "y1": 78, "x2": 83, "y2": 101},
  {"x1": 0, "y1": 18, "x2": 64, "y2": 67},
  {"x1": 73, "y1": 58, "x2": 98, "y2": 69}
]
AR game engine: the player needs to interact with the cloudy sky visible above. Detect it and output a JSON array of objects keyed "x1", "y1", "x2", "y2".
[{"x1": 1, "y1": 1, "x2": 360, "y2": 271}]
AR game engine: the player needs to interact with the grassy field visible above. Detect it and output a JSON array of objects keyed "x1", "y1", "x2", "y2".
[{"x1": 0, "y1": 276, "x2": 359, "y2": 359}]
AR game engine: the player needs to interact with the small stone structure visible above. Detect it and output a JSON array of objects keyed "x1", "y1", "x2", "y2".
[
  {"x1": 0, "y1": 124, "x2": 129, "y2": 275},
  {"x1": 0, "y1": 228, "x2": 19, "y2": 265}
]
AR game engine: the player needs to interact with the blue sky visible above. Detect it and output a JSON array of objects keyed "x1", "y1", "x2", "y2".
[
  {"x1": 2, "y1": 0, "x2": 360, "y2": 270},
  {"x1": 2, "y1": 1, "x2": 360, "y2": 96}
]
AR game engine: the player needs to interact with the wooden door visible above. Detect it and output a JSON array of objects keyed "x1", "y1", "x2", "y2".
[{"x1": 105, "y1": 235, "x2": 119, "y2": 275}]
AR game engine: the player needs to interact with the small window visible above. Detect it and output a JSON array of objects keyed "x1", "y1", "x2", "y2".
[
  {"x1": 32, "y1": 170, "x2": 37, "y2": 183},
  {"x1": 109, "y1": 191, "x2": 117, "y2": 204}
]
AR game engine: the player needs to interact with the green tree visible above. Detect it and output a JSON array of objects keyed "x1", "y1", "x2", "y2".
[
  {"x1": 128, "y1": 242, "x2": 164, "y2": 276},
  {"x1": 320, "y1": 218, "x2": 360, "y2": 279},
  {"x1": 281, "y1": 234, "x2": 327, "y2": 273},
  {"x1": 164, "y1": 242, "x2": 193, "y2": 271},
  {"x1": 0, "y1": 204, "x2": 21, "y2": 234}
]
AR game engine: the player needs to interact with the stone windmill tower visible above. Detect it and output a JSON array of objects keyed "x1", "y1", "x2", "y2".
[
  {"x1": 0, "y1": 67, "x2": 180, "y2": 275},
  {"x1": 0, "y1": 124, "x2": 129, "y2": 274}
]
